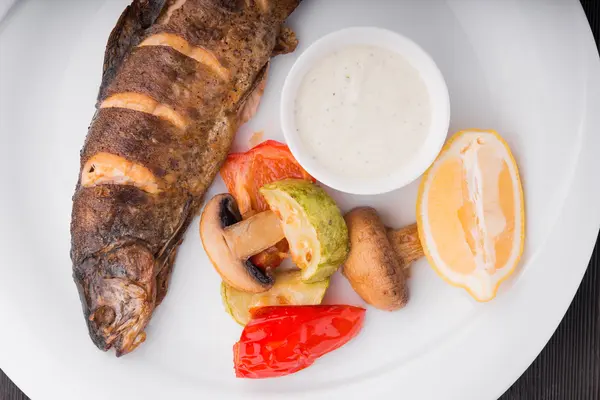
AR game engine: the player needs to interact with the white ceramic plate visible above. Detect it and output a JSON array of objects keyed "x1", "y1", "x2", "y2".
[{"x1": 1, "y1": 1, "x2": 599, "y2": 399}]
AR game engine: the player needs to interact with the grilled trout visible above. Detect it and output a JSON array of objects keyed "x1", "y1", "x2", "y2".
[{"x1": 70, "y1": 0, "x2": 301, "y2": 356}]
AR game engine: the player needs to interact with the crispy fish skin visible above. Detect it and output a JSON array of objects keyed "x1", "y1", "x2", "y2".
[{"x1": 71, "y1": 0, "x2": 301, "y2": 356}]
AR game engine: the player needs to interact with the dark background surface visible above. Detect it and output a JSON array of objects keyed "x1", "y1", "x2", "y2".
[{"x1": 1, "y1": 1, "x2": 600, "y2": 399}]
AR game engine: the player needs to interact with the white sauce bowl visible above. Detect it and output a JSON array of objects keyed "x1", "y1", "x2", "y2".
[{"x1": 281, "y1": 27, "x2": 450, "y2": 195}]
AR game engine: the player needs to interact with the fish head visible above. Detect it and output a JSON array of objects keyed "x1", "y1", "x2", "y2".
[{"x1": 74, "y1": 243, "x2": 157, "y2": 356}]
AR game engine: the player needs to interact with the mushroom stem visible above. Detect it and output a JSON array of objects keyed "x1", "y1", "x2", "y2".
[
  {"x1": 223, "y1": 210, "x2": 285, "y2": 260},
  {"x1": 386, "y1": 224, "x2": 424, "y2": 269}
]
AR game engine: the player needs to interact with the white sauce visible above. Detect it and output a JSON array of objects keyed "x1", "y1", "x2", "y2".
[{"x1": 295, "y1": 45, "x2": 431, "y2": 179}]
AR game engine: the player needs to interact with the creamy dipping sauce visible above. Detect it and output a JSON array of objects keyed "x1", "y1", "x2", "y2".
[{"x1": 295, "y1": 45, "x2": 431, "y2": 179}]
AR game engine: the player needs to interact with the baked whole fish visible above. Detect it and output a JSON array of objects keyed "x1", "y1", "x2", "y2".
[{"x1": 70, "y1": 0, "x2": 301, "y2": 356}]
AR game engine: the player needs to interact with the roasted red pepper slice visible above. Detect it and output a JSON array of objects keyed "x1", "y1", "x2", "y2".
[
  {"x1": 233, "y1": 305, "x2": 366, "y2": 379},
  {"x1": 220, "y1": 140, "x2": 315, "y2": 268}
]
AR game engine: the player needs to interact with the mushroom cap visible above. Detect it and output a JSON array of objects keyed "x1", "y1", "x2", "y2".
[
  {"x1": 200, "y1": 194, "x2": 274, "y2": 293},
  {"x1": 343, "y1": 207, "x2": 408, "y2": 311}
]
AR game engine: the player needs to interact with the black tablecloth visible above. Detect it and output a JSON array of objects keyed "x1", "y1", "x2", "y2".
[{"x1": 1, "y1": 1, "x2": 599, "y2": 399}]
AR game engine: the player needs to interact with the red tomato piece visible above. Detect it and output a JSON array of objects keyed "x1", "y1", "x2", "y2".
[
  {"x1": 220, "y1": 140, "x2": 315, "y2": 268},
  {"x1": 233, "y1": 305, "x2": 366, "y2": 379}
]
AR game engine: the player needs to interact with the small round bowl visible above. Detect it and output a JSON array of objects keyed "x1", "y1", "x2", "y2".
[{"x1": 280, "y1": 27, "x2": 450, "y2": 195}]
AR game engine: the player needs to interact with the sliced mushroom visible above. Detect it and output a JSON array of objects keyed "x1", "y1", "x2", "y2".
[
  {"x1": 343, "y1": 207, "x2": 423, "y2": 311},
  {"x1": 200, "y1": 194, "x2": 285, "y2": 293}
]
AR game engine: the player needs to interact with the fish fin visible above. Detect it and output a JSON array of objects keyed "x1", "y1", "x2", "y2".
[
  {"x1": 98, "y1": 0, "x2": 168, "y2": 102},
  {"x1": 152, "y1": 195, "x2": 195, "y2": 305},
  {"x1": 155, "y1": 249, "x2": 177, "y2": 305},
  {"x1": 237, "y1": 62, "x2": 269, "y2": 126},
  {"x1": 155, "y1": 195, "x2": 194, "y2": 264},
  {"x1": 272, "y1": 26, "x2": 298, "y2": 56}
]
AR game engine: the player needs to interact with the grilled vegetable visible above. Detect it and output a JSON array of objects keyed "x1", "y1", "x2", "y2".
[
  {"x1": 220, "y1": 140, "x2": 315, "y2": 269},
  {"x1": 343, "y1": 207, "x2": 414, "y2": 311},
  {"x1": 260, "y1": 179, "x2": 350, "y2": 282},
  {"x1": 222, "y1": 270, "x2": 329, "y2": 325},
  {"x1": 200, "y1": 194, "x2": 281, "y2": 293},
  {"x1": 201, "y1": 180, "x2": 347, "y2": 291},
  {"x1": 234, "y1": 305, "x2": 366, "y2": 379},
  {"x1": 70, "y1": 0, "x2": 302, "y2": 356}
]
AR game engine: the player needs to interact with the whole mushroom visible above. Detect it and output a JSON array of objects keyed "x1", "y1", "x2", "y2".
[{"x1": 343, "y1": 207, "x2": 424, "y2": 311}]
